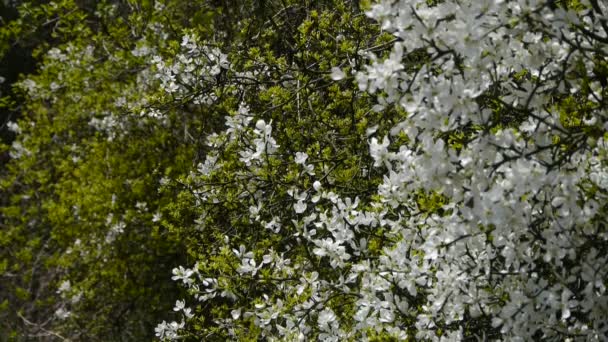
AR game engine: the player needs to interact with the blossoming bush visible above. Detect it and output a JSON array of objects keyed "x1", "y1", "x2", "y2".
[
  {"x1": 1, "y1": 0, "x2": 381, "y2": 339},
  {"x1": 1, "y1": 0, "x2": 607, "y2": 341},
  {"x1": 157, "y1": 0, "x2": 608, "y2": 340}
]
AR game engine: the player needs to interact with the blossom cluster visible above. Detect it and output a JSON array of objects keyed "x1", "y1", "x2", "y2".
[{"x1": 157, "y1": 0, "x2": 608, "y2": 340}]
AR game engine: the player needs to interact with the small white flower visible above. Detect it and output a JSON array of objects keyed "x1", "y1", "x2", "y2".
[
  {"x1": 57, "y1": 280, "x2": 71, "y2": 294},
  {"x1": 111, "y1": 221, "x2": 126, "y2": 234},
  {"x1": 231, "y1": 308, "x2": 241, "y2": 319},
  {"x1": 183, "y1": 307, "x2": 194, "y2": 319},
  {"x1": 171, "y1": 266, "x2": 194, "y2": 285},
  {"x1": 313, "y1": 181, "x2": 322, "y2": 191},
  {"x1": 330, "y1": 67, "x2": 346, "y2": 81},
  {"x1": 55, "y1": 308, "x2": 71, "y2": 320},
  {"x1": 294, "y1": 200, "x2": 307, "y2": 214},
  {"x1": 152, "y1": 211, "x2": 162, "y2": 223},
  {"x1": 71, "y1": 292, "x2": 83, "y2": 304},
  {"x1": 6, "y1": 121, "x2": 21, "y2": 134},
  {"x1": 174, "y1": 299, "x2": 186, "y2": 311},
  {"x1": 136, "y1": 201, "x2": 147, "y2": 211},
  {"x1": 155, "y1": 321, "x2": 168, "y2": 339},
  {"x1": 318, "y1": 308, "x2": 337, "y2": 331},
  {"x1": 295, "y1": 152, "x2": 309, "y2": 165}
]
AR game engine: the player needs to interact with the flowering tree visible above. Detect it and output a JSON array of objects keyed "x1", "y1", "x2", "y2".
[
  {"x1": 1, "y1": 0, "x2": 381, "y2": 339},
  {"x1": 1, "y1": 0, "x2": 608, "y2": 341},
  {"x1": 157, "y1": 0, "x2": 608, "y2": 340}
]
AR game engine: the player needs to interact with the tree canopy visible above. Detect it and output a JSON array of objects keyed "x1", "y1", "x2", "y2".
[{"x1": 1, "y1": 0, "x2": 607, "y2": 341}]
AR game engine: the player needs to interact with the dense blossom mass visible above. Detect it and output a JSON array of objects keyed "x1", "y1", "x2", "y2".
[
  {"x1": 155, "y1": 0, "x2": 608, "y2": 340},
  {"x1": 1, "y1": 0, "x2": 607, "y2": 340}
]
